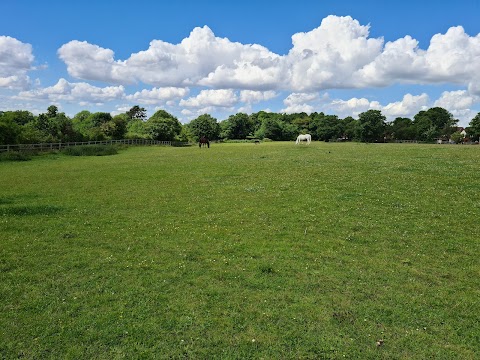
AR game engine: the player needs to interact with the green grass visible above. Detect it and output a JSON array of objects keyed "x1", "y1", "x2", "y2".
[{"x1": 1, "y1": 142, "x2": 479, "y2": 359}]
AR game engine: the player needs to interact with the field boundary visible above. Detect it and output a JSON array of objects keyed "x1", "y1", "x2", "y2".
[{"x1": 0, "y1": 139, "x2": 189, "y2": 152}]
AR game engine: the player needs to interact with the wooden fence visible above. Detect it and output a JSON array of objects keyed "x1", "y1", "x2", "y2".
[{"x1": 0, "y1": 139, "x2": 189, "y2": 153}]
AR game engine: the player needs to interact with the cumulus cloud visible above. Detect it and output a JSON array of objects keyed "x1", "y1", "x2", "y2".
[
  {"x1": 287, "y1": 16, "x2": 383, "y2": 91},
  {"x1": 15, "y1": 78, "x2": 125, "y2": 105},
  {"x1": 0, "y1": 36, "x2": 34, "y2": 89},
  {"x1": 55, "y1": 16, "x2": 480, "y2": 95},
  {"x1": 329, "y1": 97, "x2": 381, "y2": 118},
  {"x1": 179, "y1": 89, "x2": 238, "y2": 108},
  {"x1": 280, "y1": 92, "x2": 319, "y2": 114},
  {"x1": 356, "y1": 26, "x2": 480, "y2": 90},
  {"x1": 126, "y1": 87, "x2": 189, "y2": 105},
  {"x1": 58, "y1": 26, "x2": 282, "y2": 88},
  {"x1": 382, "y1": 93, "x2": 429, "y2": 118},
  {"x1": 58, "y1": 41, "x2": 129, "y2": 84},
  {"x1": 239, "y1": 90, "x2": 277, "y2": 103},
  {"x1": 434, "y1": 90, "x2": 478, "y2": 110},
  {"x1": 433, "y1": 90, "x2": 480, "y2": 126}
]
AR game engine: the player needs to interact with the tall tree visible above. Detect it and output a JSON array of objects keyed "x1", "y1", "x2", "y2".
[
  {"x1": 187, "y1": 114, "x2": 220, "y2": 140},
  {"x1": 126, "y1": 105, "x2": 147, "y2": 121},
  {"x1": 316, "y1": 115, "x2": 342, "y2": 141},
  {"x1": 358, "y1": 110, "x2": 386, "y2": 142},
  {"x1": 146, "y1": 110, "x2": 182, "y2": 141},
  {"x1": 0, "y1": 116, "x2": 21, "y2": 145},
  {"x1": 467, "y1": 112, "x2": 480, "y2": 141},
  {"x1": 413, "y1": 107, "x2": 457, "y2": 141},
  {"x1": 223, "y1": 113, "x2": 252, "y2": 139},
  {"x1": 340, "y1": 116, "x2": 359, "y2": 140},
  {"x1": 47, "y1": 105, "x2": 58, "y2": 118},
  {"x1": 390, "y1": 117, "x2": 415, "y2": 140}
]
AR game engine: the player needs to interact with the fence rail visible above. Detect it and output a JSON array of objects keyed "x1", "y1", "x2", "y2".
[{"x1": 0, "y1": 139, "x2": 189, "y2": 153}]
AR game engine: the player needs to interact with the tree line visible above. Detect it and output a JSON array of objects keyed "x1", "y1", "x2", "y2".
[{"x1": 1, "y1": 104, "x2": 480, "y2": 146}]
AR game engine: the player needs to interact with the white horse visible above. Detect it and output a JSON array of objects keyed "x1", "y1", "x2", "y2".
[{"x1": 295, "y1": 134, "x2": 312, "y2": 145}]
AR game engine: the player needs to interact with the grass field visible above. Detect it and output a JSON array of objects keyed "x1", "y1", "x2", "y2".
[{"x1": 1, "y1": 142, "x2": 479, "y2": 359}]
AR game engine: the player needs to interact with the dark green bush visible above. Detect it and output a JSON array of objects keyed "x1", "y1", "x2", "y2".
[
  {"x1": 0, "y1": 151, "x2": 31, "y2": 162},
  {"x1": 62, "y1": 145, "x2": 118, "y2": 156}
]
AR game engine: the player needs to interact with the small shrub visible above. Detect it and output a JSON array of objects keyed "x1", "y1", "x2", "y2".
[
  {"x1": 62, "y1": 145, "x2": 118, "y2": 156},
  {"x1": 0, "y1": 151, "x2": 31, "y2": 162}
]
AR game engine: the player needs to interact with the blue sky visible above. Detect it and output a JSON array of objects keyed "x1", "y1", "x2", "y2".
[{"x1": 1, "y1": 0, "x2": 479, "y2": 126}]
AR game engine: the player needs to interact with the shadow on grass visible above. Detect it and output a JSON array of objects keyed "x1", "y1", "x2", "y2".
[{"x1": 1, "y1": 204, "x2": 63, "y2": 216}]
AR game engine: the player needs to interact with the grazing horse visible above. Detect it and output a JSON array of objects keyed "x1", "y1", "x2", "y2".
[
  {"x1": 199, "y1": 136, "x2": 210, "y2": 148},
  {"x1": 295, "y1": 134, "x2": 312, "y2": 145}
]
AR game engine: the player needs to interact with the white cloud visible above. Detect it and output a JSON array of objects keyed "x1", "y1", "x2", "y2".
[
  {"x1": 434, "y1": 90, "x2": 480, "y2": 126},
  {"x1": 287, "y1": 15, "x2": 383, "y2": 91},
  {"x1": 55, "y1": 17, "x2": 480, "y2": 96},
  {"x1": 355, "y1": 26, "x2": 480, "y2": 90},
  {"x1": 126, "y1": 87, "x2": 189, "y2": 105},
  {"x1": 179, "y1": 89, "x2": 238, "y2": 108},
  {"x1": 382, "y1": 93, "x2": 429, "y2": 118},
  {"x1": 329, "y1": 97, "x2": 380, "y2": 117},
  {"x1": 239, "y1": 90, "x2": 277, "y2": 103},
  {"x1": 283, "y1": 92, "x2": 320, "y2": 107},
  {"x1": 434, "y1": 90, "x2": 478, "y2": 110},
  {"x1": 280, "y1": 92, "x2": 320, "y2": 114},
  {"x1": 281, "y1": 103, "x2": 315, "y2": 114},
  {"x1": 327, "y1": 94, "x2": 430, "y2": 120},
  {"x1": 15, "y1": 78, "x2": 125, "y2": 104},
  {"x1": 0, "y1": 36, "x2": 34, "y2": 89},
  {"x1": 57, "y1": 41, "x2": 129, "y2": 84}
]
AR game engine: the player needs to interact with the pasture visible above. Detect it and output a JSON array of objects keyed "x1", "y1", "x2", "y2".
[{"x1": 1, "y1": 142, "x2": 479, "y2": 359}]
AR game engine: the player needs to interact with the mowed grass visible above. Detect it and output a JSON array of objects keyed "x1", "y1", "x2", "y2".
[{"x1": 0, "y1": 142, "x2": 479, "y2": 359}]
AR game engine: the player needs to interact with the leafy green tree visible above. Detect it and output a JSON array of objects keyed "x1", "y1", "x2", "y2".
[
  {"x1": 47, "y1": 105, "x2": 58, "y2": 118},
  {"x1": 223, "y1": 113, "x2": 252, "y2": 139},
  {"x1": 52, "y1": 113, "x2": 77, "y2": 142},
  {"x1": 291, "y1": 113, "x2": 311, "y2": 132},
  {"x1": 340, "y1": 116, "x2": 359, "y2": 140},
  {"x1": 108, "y1": 114, "x2": 128, "y2": 139},
  {"x1": 390, "y1": 117, "x2": 415, "y2": 140},
  {"x1": 282, "y1": 122, "x2": 299, "y2": 140},
  {"x1": 72, "y1": 110, "x2": 92, "y2": 141},
  {"x1": 126, "y1": 105, "x2": 147, "y2": 121},
  {"x1": 18, "y1": 123, "x2": 45, "y2": 144},
  {"x1": 247, "y1": 112, "x2": 267, "y2": 136},
  {"x1": 450, "y1": 131, "x2": 464, "y2": 144},
  {"x1": 187, "y1": 114, "x2": 220, "y2": 140},
  {"x1": 125, "y1": 120, "x2": 149, "y2": 139},
  {"x1": 0, "y1": 110, "x2": 35, "y2": 126},
  {"x1": 30, "y1": 107, "x2": 77, "y2": 142},
  {"x1": 257, "y1": 116, "x2": 284, "y2": 140},
  {"x1": 358, "y1": 110, "x2": 386, "y2": 142},
  {"x1": 413, "y1": 107, "x2": 457, "y2": 141},
  {"x1": 316, "y1": 115, "x2": 342, "y2": 141},
  {"x1": 80, "y1": 112, "x2": 113, "y2": 140},
  {"x1": 88, "y1": 112, "x2": 113, "y2": 128},
  {"x1": 146, "y1": 110, "x2": 182, "y2": 141},
  {"x1": 0, "y1": 116, "x2": 21, "y2": 144},
  {"x1": 467, "y1": 112, "x2": 480, "y2": 141}
]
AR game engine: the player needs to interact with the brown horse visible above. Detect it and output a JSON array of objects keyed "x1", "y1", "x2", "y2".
[{"x1": 199, "y1": 136, "x2": 210, "y2": 148}]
